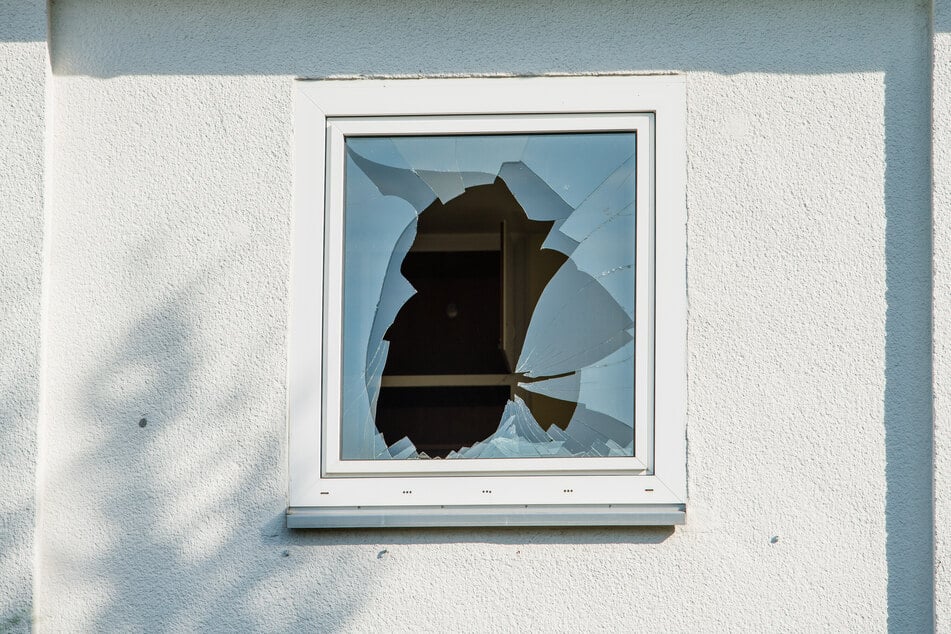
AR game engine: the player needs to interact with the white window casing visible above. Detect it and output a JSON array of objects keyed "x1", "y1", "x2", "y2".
[{"x1": 288, "y1": 76, "x2": 686, "y2": 527}]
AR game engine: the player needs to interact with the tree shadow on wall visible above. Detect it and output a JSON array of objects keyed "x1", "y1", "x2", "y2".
[
  {"x1": 60, "y1": 290, "x2": 369, "y2": 631},
  {"x1": 61, "y1": 280, "x2": 676, "y2": 630}
]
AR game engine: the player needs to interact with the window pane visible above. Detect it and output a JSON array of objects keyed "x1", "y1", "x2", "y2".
[{"x1": 340, "y1": 133, "x2": 636, "y2": 460}]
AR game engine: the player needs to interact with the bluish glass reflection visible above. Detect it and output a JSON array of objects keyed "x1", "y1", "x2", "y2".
[{"x1": 341, "y1": 133, "x2": 636, "y2": 460}]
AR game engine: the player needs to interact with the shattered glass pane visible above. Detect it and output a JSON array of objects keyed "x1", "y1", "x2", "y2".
[{"x1": 340, "y1": 133, "x2": 636, "y2": 460}]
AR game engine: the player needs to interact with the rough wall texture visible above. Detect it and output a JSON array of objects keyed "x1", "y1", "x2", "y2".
[
  {"x1": 34, "y1": 0, "x2": 933, "y2": 631},
  {"x1": 934, "y1": 0, "x2": 951, "y2": 629},
  {"x1": 0, "y1": 0, "x2": 46, "y2": 631}
]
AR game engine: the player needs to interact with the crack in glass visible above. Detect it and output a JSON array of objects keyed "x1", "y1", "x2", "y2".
[{"x1": 340, "y1": 133, "x2": 637, "y2": 460}]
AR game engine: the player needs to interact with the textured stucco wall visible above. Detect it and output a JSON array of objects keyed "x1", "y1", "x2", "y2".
[
  {"x1": 33, "y1": 0, "x2": 933, "y2": 631},
  {"x1": 0, "y1": 0, "x2": 46, "y2": 631},
  {"x1": 934, "y1": 0, "x2": 951, "y2": 629}
]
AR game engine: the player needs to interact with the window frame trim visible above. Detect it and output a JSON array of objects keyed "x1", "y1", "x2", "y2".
[
  {"x1": 288, "y1": 76, "x2": 687, "y2": 527},
  {"x1": 323, "y1": 113, "x2": 653, "y2": 477}
]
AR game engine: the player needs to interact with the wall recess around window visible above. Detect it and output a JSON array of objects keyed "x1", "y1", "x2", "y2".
[{"x1": 288, "y1": 76, "x2": 687, "y2": 527}]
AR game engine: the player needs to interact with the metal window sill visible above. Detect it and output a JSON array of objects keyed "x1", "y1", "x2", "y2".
[{"x1": 287, "y1": 504, "x2": 685, "y2": 528}]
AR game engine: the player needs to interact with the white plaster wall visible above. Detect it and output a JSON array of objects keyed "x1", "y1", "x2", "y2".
[
  {"x1": 934, "y1": 0, "x2": 951, "y2": 629},
  {"x1": 0, "y1": 0, "x2": 47, "y2": 631},
  {"x1": 36, "y1": 0, "x2": 933, "y2": 631}
]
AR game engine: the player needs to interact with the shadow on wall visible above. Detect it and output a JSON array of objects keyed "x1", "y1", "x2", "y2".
[
  {"x1": 40, "y1": 0, "x2": 934, "y2": 631},
  {"x1": 0, "y1": 0, "x2": 46, "y2": 42},
  {"x1": 0, "y1": 452, "x2": 33, "y2": 632},
  {"x1": 882, "y1": 45, "x2": 934, "y2": 634},
  {"x1": 291, "y1": 524, "x2": 674, "y2": 548},
  {"x1": 60, "y1": 283, "x2": 674, "y2": 630},
  {"x1": 63, "y1": 291, "x2": 374, "y2": 630}
]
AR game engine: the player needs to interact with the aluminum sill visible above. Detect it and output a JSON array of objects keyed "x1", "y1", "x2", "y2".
[{"x1": 287, "y1": 504, "x2": 685, "y2": 528}]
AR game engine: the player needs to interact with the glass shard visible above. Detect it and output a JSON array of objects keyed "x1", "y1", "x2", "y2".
[
  {"x1": 516, "y1": 260, "x2": 633, "y2": 377},
  {"x1": 520, "y1": 133, "x2": 635, "y2": 208},
  {"x1": 391, "y1": 137, "x2": 466, "y2": 203},
  {"x1": 346, "y1": 143, "x2": 437, "y2": 212},
  {"x1": 497, "y1": 162, "x2": 575, "y2": 221},
  {"x1": 521, "y1": 342, "x2": 634, "y2": 427},
  {"x1": 455, "y1": 135, "x2": 529, "y2": 177}
]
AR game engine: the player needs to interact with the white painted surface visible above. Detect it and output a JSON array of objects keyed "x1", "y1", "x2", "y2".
[
  {"x1": 19, "y1": 0, "x2": 932, "y2": 631},
  {"x1": 0, "y1": 0, "x2": 47, "y2": 631},
  {"x1": 289, "y1": 82, "x2": 677, "y2": 511},
  {"x1": 934, "y1": 0, "x2": 951, "y2": 629}
]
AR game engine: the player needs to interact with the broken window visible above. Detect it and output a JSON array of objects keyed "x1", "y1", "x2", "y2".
[
  {"x1": 288, "y1": 76, "x2": 686, "y2": 527},
  {"x1": 340, "y1": 133, "x2": 637, "y2": 461}
]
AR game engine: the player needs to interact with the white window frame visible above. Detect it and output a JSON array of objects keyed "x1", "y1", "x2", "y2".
[{"x1": 288, "y1": 76, "x2": 686, "y2": 527}]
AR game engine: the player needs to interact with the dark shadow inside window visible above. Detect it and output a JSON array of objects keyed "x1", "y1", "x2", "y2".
[{"x1": 375, "y1": 178, "x2": 577, "y2": 456}]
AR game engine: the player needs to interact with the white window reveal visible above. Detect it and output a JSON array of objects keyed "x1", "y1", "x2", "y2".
[{"x1": 288, "y1": 76, "x2": 686, "y2": 527}]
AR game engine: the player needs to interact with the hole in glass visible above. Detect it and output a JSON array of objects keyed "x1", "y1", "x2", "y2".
[
  {"x1": 374, "y1": 180, "x2": 576, "y2": 457},
  {"x1": 340, "y1": 132, "x2": 637, "y2": 460}
]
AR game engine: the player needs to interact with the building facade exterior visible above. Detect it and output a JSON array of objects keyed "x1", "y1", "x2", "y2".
[{"x1": 2, "y1": 0, "x2": 950, "y2": 630}]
